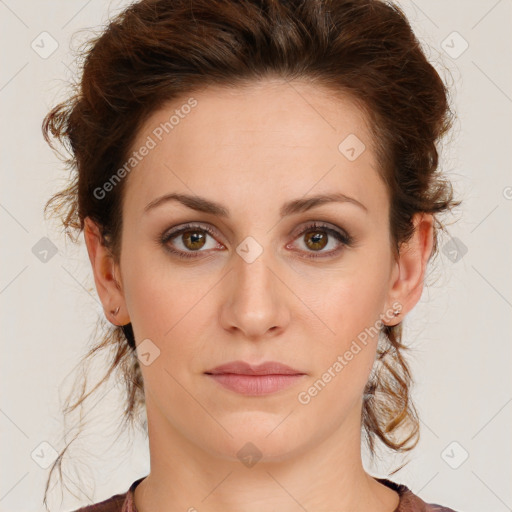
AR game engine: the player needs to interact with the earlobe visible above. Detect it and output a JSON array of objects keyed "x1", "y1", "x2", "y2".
[
  {"x1": 83, "y1": 217, "x2": 130, "y2": 326},
  {"x1": 383, "y1": 213, "x2": 434, "y2": 326}
]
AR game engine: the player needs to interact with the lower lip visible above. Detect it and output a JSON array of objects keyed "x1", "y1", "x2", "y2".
[{"x1": 206, "y1": 373, "x2": 305, "y2": 395}]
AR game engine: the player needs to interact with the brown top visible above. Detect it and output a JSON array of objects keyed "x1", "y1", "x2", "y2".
[{"x1": 71, "y1": 476, "x2": 458, "y2": 511}]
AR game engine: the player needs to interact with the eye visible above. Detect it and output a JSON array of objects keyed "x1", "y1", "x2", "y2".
[
  {"x1": 160, "y1": 223, "x2": 224, "y2": 259},
  {"x1": 288, "y1": 221, "x2": 353, "y2": 259},
  {"x1": 159, "y1": 221, "x2": 353, "y2": 260}
]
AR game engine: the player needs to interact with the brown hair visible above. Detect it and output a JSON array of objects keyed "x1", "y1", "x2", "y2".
[{"x1": 42, "y1": 0, "x2": 459, "y2": 507}]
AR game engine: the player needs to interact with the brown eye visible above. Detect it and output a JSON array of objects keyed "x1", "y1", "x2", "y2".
[
  {"x1": 161, "y1": 223, "x2": 223, "y2": 259},
  {"x1": 289, "y1": 222, "x2": 353, "y2": 259},
  {"x1": 181, "y1": 229, "x2": 207, "y2": 251},
  {"x1": 160, "y1": 221, "x2": 352, "y2": 261},
  {"x1": 303, "y1": 230, "x2": 329, "y2": 251}
]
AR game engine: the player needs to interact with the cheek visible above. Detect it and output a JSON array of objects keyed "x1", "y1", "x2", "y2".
[
  {"x1": 298, "y1": 249, "x2": 391, "y2": 382},
  {"x1": 120, "y1": 243, "x2": 221, "y2": 366},
  {"x1": 121, "y1": 238, "x2": 189, "y2": 330},
  {"x1": 304, "y1": 255, "x2": 390, "y2": 338},
  {"x1": 122, "y1": 263, "x2": 170, "y2": 339},
  {"x1": 295, "y1": 278, "x2": 387, "y2": 423}
]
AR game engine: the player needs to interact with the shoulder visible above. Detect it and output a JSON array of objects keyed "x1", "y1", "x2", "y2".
[
  {"x1": 68, "y1": 476, "x2": 146, "y2": 512},
  {"x1": 420, "y1": 501, "x2": 459, "y2": 512},
  {"x1": 376, "y1": 477, "x2": 460, "y2": 512},
  {"x1": 68, "y1": 492, "x2": 126, "y2": 512}
]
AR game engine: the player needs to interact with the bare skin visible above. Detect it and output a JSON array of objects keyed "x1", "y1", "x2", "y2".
[{"x1": 84, "y1": 78, "x2": 433, "y2": 512}]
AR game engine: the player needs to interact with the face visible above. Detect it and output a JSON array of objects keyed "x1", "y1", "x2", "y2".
[{"x1": 89, "y1": 78, "x2": 423, "y2": 463}]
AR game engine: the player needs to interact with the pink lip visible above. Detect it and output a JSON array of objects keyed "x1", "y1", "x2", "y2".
[
  {"x1": 205, "y1": 360, "x2": 304, "y2": 375},
  {"x1": 204, "y1": 361, "x2": 306, "y2": 396}
]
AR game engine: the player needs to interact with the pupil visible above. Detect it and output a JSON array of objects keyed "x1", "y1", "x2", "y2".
[
  {"x1": 307, "y1": 231, "x2": 327, "y2": 250},
  {"x1": 185, "y1": 230, "x2": 205, "y2": 249}
]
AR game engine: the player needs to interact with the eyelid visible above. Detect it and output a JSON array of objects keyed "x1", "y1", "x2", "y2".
[
  {"x1": 161, "y1": 222, "x2": 225, "y2": 249},
  {"x1": 290, "y1": 219, "x2": 350, "y2": 239},
  {"x1": 286, "y1": 221, "x2": 353, "y2": 256},
  {"x1": 160, "y1": 220, "x2": 353, "y2": 258}
]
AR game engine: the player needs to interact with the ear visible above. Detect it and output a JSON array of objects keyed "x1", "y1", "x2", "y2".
[
  {"x1": 83, "y1": 217, "x2": 130, "y2": 326},
  {"x1": 383, "y1": 213, "x2": 434, "y2": 326}
]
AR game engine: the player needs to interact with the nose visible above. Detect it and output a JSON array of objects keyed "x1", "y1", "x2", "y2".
[{"x1": 219, "y1": 249, "x2": 291, "y2": 341}]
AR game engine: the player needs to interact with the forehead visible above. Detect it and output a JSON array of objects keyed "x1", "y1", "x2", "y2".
[{"x1": 123, "y1": 79, "x2": 385, "y2": 218}]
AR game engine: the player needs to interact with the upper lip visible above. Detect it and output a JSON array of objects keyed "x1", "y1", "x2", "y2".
[{"x1": 205, "y1": 361, "x2": 305, "y2": 375}]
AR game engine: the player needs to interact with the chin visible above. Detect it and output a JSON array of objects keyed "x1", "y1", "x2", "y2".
[{"x1": 194, "y1": 414, "x2": 311, "y2": 464}]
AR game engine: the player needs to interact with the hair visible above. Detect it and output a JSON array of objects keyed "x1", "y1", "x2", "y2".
[{"x1": 41, "y1": 0, "x2": 460, "y2": 507}]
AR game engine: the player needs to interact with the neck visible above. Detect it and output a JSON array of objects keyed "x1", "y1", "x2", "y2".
[{"x1": 134, "y1": 396, "x2": 400, "y2": 512}]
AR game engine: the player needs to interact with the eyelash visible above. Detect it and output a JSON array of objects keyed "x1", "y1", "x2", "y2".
[{"x1": 159, "y1": 221, "x2": 354, "y2": 260}]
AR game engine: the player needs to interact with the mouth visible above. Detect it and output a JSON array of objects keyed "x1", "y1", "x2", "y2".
[{"x1": 204, "y1": 361, "x2": 306, "y2": 396}]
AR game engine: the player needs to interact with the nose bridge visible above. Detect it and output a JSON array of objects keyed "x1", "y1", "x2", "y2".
[
  {"x1": 222, "y1": 235, "x2": 289, "y2": 337},
  {"x1": 233, "y1": 239, "x2": 275, "y2": 306}
]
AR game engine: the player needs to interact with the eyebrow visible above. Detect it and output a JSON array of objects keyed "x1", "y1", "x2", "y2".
[{"x1": 143, "y1": 191, "x2": 368, "y2": 217}]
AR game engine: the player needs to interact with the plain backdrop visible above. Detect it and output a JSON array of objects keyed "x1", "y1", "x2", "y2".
[{"x1": 1, "y1": 1, "x2": 511, "y2": 511}]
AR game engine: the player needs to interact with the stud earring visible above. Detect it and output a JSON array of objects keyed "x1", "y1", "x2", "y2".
[
  {"x1": 111, "y1": 306, "x2": 120, "y2": 317},
  {"x1": 392, "y1": 305, "x2": 402, "y2": 317}
]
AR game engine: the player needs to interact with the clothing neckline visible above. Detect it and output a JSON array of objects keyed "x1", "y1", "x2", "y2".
[{"x1": 123, "y1": 475, "x2": 416, "y2": 512}]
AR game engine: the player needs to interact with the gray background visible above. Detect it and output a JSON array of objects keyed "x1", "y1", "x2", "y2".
[{"x1": 1, "y1": 0, "x2": 511, "y2": 511}]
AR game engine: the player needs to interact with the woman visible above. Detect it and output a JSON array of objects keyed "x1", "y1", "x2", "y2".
[{"x1": 42, "y1": 0, "x2": 460, "y2": 510}]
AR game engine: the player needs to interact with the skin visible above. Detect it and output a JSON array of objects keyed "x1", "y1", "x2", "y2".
[{"x1": 84, "y1": 78, "x2": 434, "y2": 512}]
